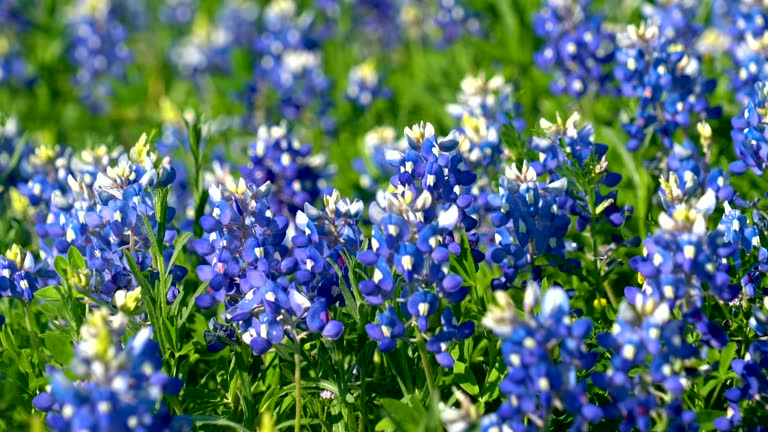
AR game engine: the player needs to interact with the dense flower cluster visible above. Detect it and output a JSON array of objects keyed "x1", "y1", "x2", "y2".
[
  {"x1": 241, "y1": 123, "x2": 331, "y2": 215},
  {"x1": 242, "y1": 0, "x2": 333, "y2": 129},
  {"x1": 615, "y1": 20, "x2": 721, "y2": 151},
  {"x1": 18, "y1": 135, "x2": 181, "y2": 302},
  {"x1": 595, "y1": 299, "x2": 700, "y2": 431},
  {"x1": 631, "y1": 173, "x2": 737, "y2": 343},
  {"x1": 731, "y1": 81, "x2": 768, "y2": 176},
  {"x1": 640, "y1": 0, "x2": 701, "y2": 46},
  {"x1": 713, "y1": 1, "x2": 768, "y2": 102},
  {"x1": 193, "y1": 169, "x2": 360, "y2": 353},
  {"x1": 532, "y1": 112, "x2": 630, "y2": 230},
  {"x1": 32, "y1": 310, "x2": 190, "y2": 431},
  {"x1": 0, "y1": 0, "x2": 32, "y2": 86},
  {"x1": 533, "y1": 0, "x2": 616, "y2": 96},
  {"x1": 65, "y1": 0, "x2": 136, "y2": 113},
  {"x1": 481, "y1": 285, "x2": 599, "y2": 431},
  {"x1": 486, "y1": 161, "x2": 571, "y2": 290},
  {"x1": 347, "y1": 0, "x2": 481, "y2": 49},
  {"x1": 11, "y1": 0, "x2": 768, "y2": 431},
  {"x1": 357, "y1": 122, "x2": 481, "y2": 360},
  {"x1": 447, "y1": 73, "x2": 523, "y2": 171}
]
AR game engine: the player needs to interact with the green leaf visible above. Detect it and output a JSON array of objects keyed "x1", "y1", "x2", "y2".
[
  {"x1": 696, "y1": 409, "x2": 726, "y2": 431},
  {"x1": 719, "y1": 342, "x2": 737, "y2": 376},
  {"x1": 155, "y1": 186, "x2": 170, "y2": 256},
  {"x1": 380, "y1": 398, "x2": 420, "y2": 432},
  {"x1": 193, "y1": 189, "x2": 209, "y2": 239},
  {"x1": 182, "y1": 387, "x2": 220, "y2": 402},
  {"x1": 168, "y1": 232, "x2": 193, "y2": 271},
  {"x1": 141, "y1": 214, "x2": 162, "y2": 270},
  {"x1": 42, "y1": 333, "x2": 74, "y2": 365},
  {"x1": 67, "y1": 246, "x2": 86, "y2": 270},
  {"x1": 53, "y1": 256, "x2": 68, "y2": 281},
  {"x1": 375, "y1": 418, "x2": 397, "y2": 431},
  {"x1": 188, "y1": 415, "x2": 251, "y2": 432},
  {"x1": 35, "y1": 284, "x2": 87, "y2": 300},
  {"x1": 454, "y1": 361, "x2": 479, "y2": 396},
  {"x1": 259, "y1": 384, "x2": 281, "y2": 414},
  {"x1": 33, "y1": 285, "x2": 66, "y2": 301}
]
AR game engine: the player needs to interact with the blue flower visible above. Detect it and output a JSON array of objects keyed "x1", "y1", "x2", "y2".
[
  {"x1": 346, "y1": 60, "x2": 391, "y2": 108},
  {"x1": 481, "y1": 286, "x2": 598, "y2": 429},
  {"x1": 534, "y1": 0, "x2": 617, "y2": 97},
  {"x1": 306, "y1": 297, "x2": 344, "y2": 340},
  {"x1": 65, "y1": 1, "x2": 137, "y2": 113},
  {"x1": 0, "y1": 246, "x2": 42, "y2": 302},
  {"x1": 614, "y1": 20, "x2": 721, "y2": 151},
  {"x1": 240, "y1": 313, "x2": 285, "y2": 355},
  {"x1": 365, "y1": 306, "x2": 405, "y2": 353},
  {"x1": 34, "y1": 311, "x2": 190, "y2": 431},
  {"x1": 406, "y1": 290, "x2": 439, "y2": 332},
  {"x1": 730, "y1": 82, "x2": 768, "y2": 176},
  {"x1": 426, "y1": 308, "x2": 475, "y2": 368}
]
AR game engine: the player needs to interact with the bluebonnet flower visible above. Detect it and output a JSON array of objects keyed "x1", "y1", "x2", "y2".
[
  {"x1": 160, "y1": 0, "x2": 198, "y2": 26},
  {"x1": 198, "y1": 185, "x2": 357, "y2": 354},
  {"x1": 614, "y1": 20, "x2": 721, "y2": 151},
  {"x1": 346, "y1": 60, "x2": 391, "y2": 108},
  {"x1": 241, "y1": 123, "x2": 332, "y2": 215},
  {"x1": 193, "y1": 178, "x2": 287, "y2": 308},
  {"x1": 169, "y1": 0, "x2": 258, "y2": 79},
  {"x1": 33, "y1": 310, "x2": 190, "y2": 431},
  {"x1": 486, "y1": 161, "x2": 572, "y2": 290},
  {"x1": 345, "y1": 0, "x2": 481, "y2": 50},
  {"x1": 533, "y1": 112, "x2": 632, "y2": 230},
  {"x1": 356, "y1": 122, "x2": 482, "y2": 360},
  {"x1": 354, "y1": 126, "x2": 405, "y2": 191},
  {"x1": 243, "y1": 0, "x2": 333, "y2": 129},
  {"x1": 730, "y1": 81, "x2": 768, "y2": 176},
  {"x1": 447, "y1": 72, "x2": 525, "y2": 137},
  {"x1": 446, "y1": 73, "x2": 523, "y2": 173},
  {"x1": 430, "y1": 0, "x2": 482, "y2": 48},
  {"x1": 348, "y1": 0, "x2": 403, "y2": 48},
  {"x1": 240, "y1": 312, "x2": 287, "y2": 355},
  {"x1": 593, "y1": 291, "x2": 700, "y2": 431},
  {"x1": 425, "y1": 307, "x2": 474, "y2": 368},
  {"x1": 27, "y1": 135, "x2": 182, "y2": 302},
  {"x1": 640, "y1": 0, "x2": 702, "y2": 47},
  {"x1": 0, "y1": 0, "x2": 33, "y2": 86},
  {"x1": 665, "y1": 122, "x2": 738, "y2": 209},
  {"x1": 716, "y1": 297, "x2": 768, "y2": 430},
  {"x1": 65, "y1": 0, "x2": 136, "y2": 113},
  {"x1": 533, "y1": 0, "x2": 616, "y2": 96},
  {"x1": 719, "y1": 202, "x2": 768, "y2": 298},
  {"x1": 0, "y1": 244, "x2": 43, "y2": 302},
  {"x1": 480, "y1": 285, "x2": 600, "y2": 431},
  {"x1": 709, "y1": 1, "x2": 768, "y2": 102},
  {"x1": 203, "y1": 318, "x2": 238, "y2": 353},
  {"x1": 0, "y1": 37, "x2": 32, "y2": 86},
  {"x1": 365, "y1": 306, "x2": 405, "y2": 353},
  {"x1": 630, "y1": 174, "x2": 737, "y2": 346}
]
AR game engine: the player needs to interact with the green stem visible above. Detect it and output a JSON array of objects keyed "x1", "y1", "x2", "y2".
[
  {"x1": 294, "y1": 337, "x2": 303, "y2": 432},
  {"x1": 589, "y1": 187, "x2": 617, "y2": 309},
  {"x1": 22, "y1": 301, "x2": 43, "y2": 363},
  {"x1": 416, "y1": 332, "x2": 436, "y2": 397}
]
